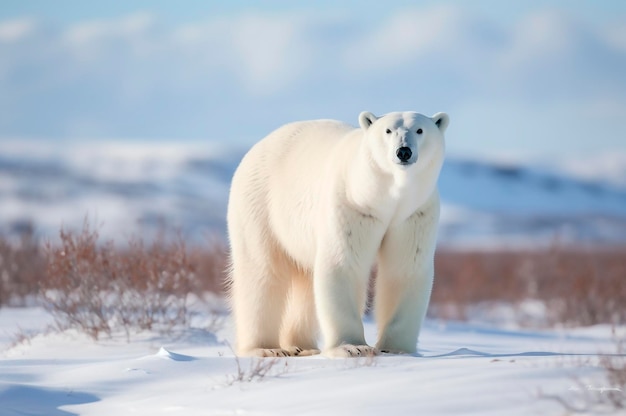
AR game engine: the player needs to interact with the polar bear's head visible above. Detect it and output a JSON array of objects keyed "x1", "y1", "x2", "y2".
[{"x1": 358, "y1": 111, "x2": 449, "y2": 174}]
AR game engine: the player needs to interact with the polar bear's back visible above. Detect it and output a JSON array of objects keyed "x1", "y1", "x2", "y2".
[
  {"x1": 235, "y1": 118, "x2": 357, "y2": 186},
  {"x1": 259, "y1": 119, "x2": 356, "y2": 162},
  {"x1": 228, "y1": 118, "x2": 358, "y2": 267}
]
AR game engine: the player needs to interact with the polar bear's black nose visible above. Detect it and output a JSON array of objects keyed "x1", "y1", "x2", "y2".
[{"x1": 396, "y1": 147, "x2": 412, "y2": 162}]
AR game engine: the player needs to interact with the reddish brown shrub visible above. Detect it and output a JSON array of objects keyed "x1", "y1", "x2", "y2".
[
  {"x1": 0, "y1": 225, "x2": 45, "y2": 307},
  {"x1": 431, "y1": 245, "x2": 626, "y2": 326},
  {"x1": 2, "y1": 221, "x2": 624, "y2": 332},
  {"x1": 41, "y1": 223, "x2": 227, "y2": 339}
]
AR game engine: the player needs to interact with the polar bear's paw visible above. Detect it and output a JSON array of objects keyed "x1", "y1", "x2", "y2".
[
  {"x1": 249, "y1": 347, "x2": 321, "y2": 357},
  {"x1": 378, "y1": 348, "x2": 420, "y2": 356},
  {"x1": 325, "y1": 344, "x2": 379, "y2": 358},
  {"x1": 285, "y1": 346, "x2": 321, "y2": 357},
  {"x1": 250, "y1": 348, "x2": 292, "y2": 357}
]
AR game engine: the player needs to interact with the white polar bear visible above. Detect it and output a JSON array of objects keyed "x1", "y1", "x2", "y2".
[{"x1": 227, "y1": 110, "x2": 449, "y2": 357}]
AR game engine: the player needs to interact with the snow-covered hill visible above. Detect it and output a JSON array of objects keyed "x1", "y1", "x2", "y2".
[
  {"x1": 1, "y1": 140, "x2": 625, "y2": 245},
  {"x1": 439, "y1": 156, "x2": 626, "y2": 245}
]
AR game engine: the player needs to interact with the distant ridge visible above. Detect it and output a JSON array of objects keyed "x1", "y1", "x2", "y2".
[{"x1": 1, "y1": 141, "x2": 625, "y2": 245}]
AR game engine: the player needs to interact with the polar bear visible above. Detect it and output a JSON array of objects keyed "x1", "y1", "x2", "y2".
[{"x1": 227, "y1": 110, "x2": 449, "y2": 357}]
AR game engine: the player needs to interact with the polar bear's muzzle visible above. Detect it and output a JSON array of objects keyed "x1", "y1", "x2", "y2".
[{"x1": 395, "y1": 146, "x2": 416, "y2": 165}]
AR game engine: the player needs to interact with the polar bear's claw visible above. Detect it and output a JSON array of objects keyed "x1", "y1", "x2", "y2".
[
  {"x1": 250, "y1": 347, "x2": 321, "y2": 357},
  {"x1": 284, "y1": 346, "x2": 321, "y2": 356},
  {"x1": 325, "y1": 344, "x2": 379, "y2": 358},
  {"x1": 294, "y1": 348, "x2": 321, "y2": 357},
  {"x1": 251, "y1": 348, "x2": 292, "y2": 357}
]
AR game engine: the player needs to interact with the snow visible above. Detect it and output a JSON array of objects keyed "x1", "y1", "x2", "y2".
[
  {"x1": 1, "y1": 307, "x2": 622, "y2": 415},
  {"x1": 554, "y1": 152, "x2": 626, "y2": 189}
]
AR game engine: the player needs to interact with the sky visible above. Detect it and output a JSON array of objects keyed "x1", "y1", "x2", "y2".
[{"x1": 1, "y1": 1, "x2": 625, "y2": 158}]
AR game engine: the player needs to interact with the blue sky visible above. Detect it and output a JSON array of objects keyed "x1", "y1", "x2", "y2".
[{"x1": 1, "y1": 1, "x2": 625, "y2": 158}]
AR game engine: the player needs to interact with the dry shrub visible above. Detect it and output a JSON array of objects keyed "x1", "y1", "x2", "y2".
[
  {"x1": 187, "y1": 239, "x2": 228, "y2": 295},
  {"x1": 540, "y1": 330, "x2": 625, "y2": 412},
  {"x1": 2, "y1": 220, "x2": 625, "y2": 333},
  {"x1": 226, "y1": 356, "x2": 288, "y2": 385},
  {"x1": 599, "y1": 333, "x2": 626, "y2": 410},
  {"x1": 431, "y1": 245, "x2": 626, "y2": 326},
  {"x1": 541, "y1": 247, "x2": 626, "y2": 327},
  {"x1": 41, "y1": 223, "x2": 227, "y2": 340},
  {"x1": 0, "y1": 225, "x2": 45, "y2": 307}
]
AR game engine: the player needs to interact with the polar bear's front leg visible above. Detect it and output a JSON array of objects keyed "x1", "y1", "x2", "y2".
[
  {"x1": 374, "y1": 262, "x2": 434, "y2": 354},
  {"x1": 313, "y1": 260, "x2": 377, "y2": 358},
  {"x1": 374, "y1": 201, "x2": 440, "y2": 354}
]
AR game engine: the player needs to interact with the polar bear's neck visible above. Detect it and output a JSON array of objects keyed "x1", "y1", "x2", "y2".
[{"x1": 344, "y1": 141, "x2": 443, "y2": 225}]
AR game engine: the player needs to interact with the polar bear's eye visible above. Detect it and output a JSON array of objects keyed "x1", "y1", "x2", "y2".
[
  {"x1": 416, "y1": 128, "x2": 423, "y2": 134},
  {"x1": 385, "y1": 129, "x2": 392, "y2": 134}
]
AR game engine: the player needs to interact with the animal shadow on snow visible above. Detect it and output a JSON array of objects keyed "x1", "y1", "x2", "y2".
[
  {"x1": 0, "y1": 385, "x2": 100, "y2": 416},
  {"x1": 429, "y1": 348, "x2": 564, "y2": 359}
]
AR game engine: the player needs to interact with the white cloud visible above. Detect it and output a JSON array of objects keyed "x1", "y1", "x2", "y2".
[
  {"x1": 603, "y1": 21, "x2": 626, "y2": 52},
  {"x1": 0, "y1": 18, "x2": 36, "y2": 42},
  {"x1": 0, "y1": 6, "x2": 624, "y2": 155},
  {"x1": 230, "y1": 13, "x2": 312, "y2": 95},
  {"x1": 6, "y1": 7, "x2": 621, "y2": 99},
  {"x1": 54, "y1": 12, "x2": 313, "y2": 95},
  {"x1": 60, "y1": 12, "x2": 159, "y2": 68},
  {"x1": 64, "y1": 12, "x2": 155, "y2": 45},
  {"x1": 497, "y1": 11, "x2": 578, "y2": 74},
  {"x1": 343, "y1": 5, "x2": 464, "y2": 72}
]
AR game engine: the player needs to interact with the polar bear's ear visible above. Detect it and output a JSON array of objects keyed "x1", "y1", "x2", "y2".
[
  {"x1": 432, "y1": 112, "x2": 450, "y2": 134},
  {"x1": 359, "y1": 111, "x2": 378, "y2": 130}
]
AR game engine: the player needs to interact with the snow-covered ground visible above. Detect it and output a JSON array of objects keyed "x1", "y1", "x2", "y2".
[{"x1": 1, "y1": 306, "x2": 623, "y2": 415}]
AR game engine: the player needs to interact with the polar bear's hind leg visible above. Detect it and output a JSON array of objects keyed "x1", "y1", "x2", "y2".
[
  {"x1": 279, "y1": 269, "x2": 320, "y2": 356},
  {"x1": 230, "y1": 243, "x2": 291, "y2": 356}
]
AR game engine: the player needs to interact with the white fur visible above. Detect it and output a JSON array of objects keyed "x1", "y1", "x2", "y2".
[{"x1": 227, "y1": 111, "x2": 448, "y2": 357}]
